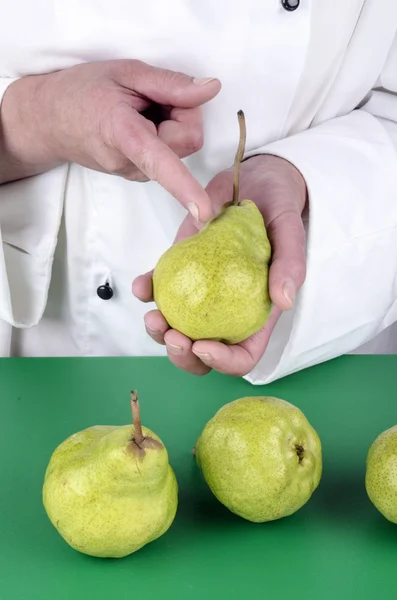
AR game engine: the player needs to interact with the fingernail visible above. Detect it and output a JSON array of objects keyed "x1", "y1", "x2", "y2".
[
  {"x1": 145, "y1": 325, "x2": 159, "y2": 336},
  {"x1": 188, "y1": 202, "x2": 200, "y2": 221},
  {"x1": 282, "y1": 279, "x2": 296, "y2": 308},
  {"x1": 193, "y1": 77, "x2": 216, "y2": 86},
  {"x1": 193, "y1": 352, "x2": 213, "y2": 363},
  {"x1": 166, "y1": 343, "x2": 183, "y2": 355}
]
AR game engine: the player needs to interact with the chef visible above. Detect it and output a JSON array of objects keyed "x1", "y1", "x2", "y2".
[{"x1": 0, "y1": 0, "x2": 396, "y2": 384}]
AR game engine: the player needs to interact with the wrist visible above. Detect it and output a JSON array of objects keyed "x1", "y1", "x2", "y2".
[
  {"x1": 244, "y1": 153, "x2": 308, "y2": 213},
  {"x1": 0, "y1": 74, "x2": 63, "y2": 181}
]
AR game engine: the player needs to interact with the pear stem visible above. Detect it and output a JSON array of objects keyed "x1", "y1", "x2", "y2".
[
  {"x1": 130, "y1": 391, "x2": 144, "y2": 446},
  {"x1": 232, "y1": 110, "x2": 247, "y2": 206}
]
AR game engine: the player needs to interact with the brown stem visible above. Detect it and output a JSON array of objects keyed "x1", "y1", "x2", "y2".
[
  {"x1": 130, "y1": 390, "x2": 144, "y2": 446},
  {"x1": 232, "y1": 109, "x2": 247, "y2": 206}
]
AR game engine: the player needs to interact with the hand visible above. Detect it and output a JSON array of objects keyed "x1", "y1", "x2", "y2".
[
  {"x1": 132, "y1": 154, "x2": 308, "y2": 376},
  {"x1": 0, "y1": 59, "x2": 221, "y2": 221}
]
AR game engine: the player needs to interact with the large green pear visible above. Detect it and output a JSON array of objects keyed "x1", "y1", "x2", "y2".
[
  {"x1": 153, "y1": 199, "x2": 271, "y2": 344},
  {"x1": 195, "y1": 396, "x2": 322, "y2": 523},
  {"x1": 42, "y1": 392, "x2": 178, "y2": 558},
  {"x1": 152, "y1": 110, "x2": 272, "y2": 344},
  {"x1": 365, "y1": 425, "x2": 397, "y2": 523}
]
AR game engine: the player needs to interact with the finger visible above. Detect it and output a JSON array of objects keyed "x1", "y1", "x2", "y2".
[
  {"x1": 157, "y1": 106, "x2": 204, "y2": 159},
  {"x1": 266, "y1": 209, "x2": 306, "y2": 311},
  {"x1": 116, "y1": 109, "x2": 214, "y2": 222},
  {"x1": 132, "y1": 270, "x2": 154, "y2": 302},
  {"x1": 102, "y1": 116, "x2": 156, "y2": 181},
  {"x1": 143, "y1": 309, "x2": 169, "y2": 344},
  {"x1": 126, "y1": 120, "x2": 152, "y2": 181},
  {"x1": 115, "y1": 59, "x2": 221, "y2": 109},
  {"x1": 191, "y1": 307, "x2": 281, "y2": 376},
  {"x1": 205, "y1": 169, "x2": 236, "y2": 211},
  {"x1": 164, "y1": 329, "x2": 211, "y2": 376},
  {"x1": 173, "y1": 214, "x2": 199, "y2": 243}
]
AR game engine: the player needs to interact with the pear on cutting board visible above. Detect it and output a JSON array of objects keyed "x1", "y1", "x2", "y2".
[
  {"x1": 153, "y1": 110, "x2": 272, "y2": 344},
  {"x1": 194, "y1": 396, "x2": 322, "y2": 522},
  {"x1": 42, "y1": 392, "x2": 178, "y2": 558},
  {"x1": 365, "y1": 425, "x2": 397, "y2": 523}
]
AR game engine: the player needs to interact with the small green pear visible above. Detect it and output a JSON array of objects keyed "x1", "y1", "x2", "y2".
[
  {"x1": 42, "y1": 392, "x2": 178, "y2": 558},
  {"x1": 365, "y1": 425, "x2": 397, "y2": 523},
  {"x1": 194, "y1": 396, "x2": 322, "y2": 523},
  {"x1": 152, "y1": 111, "x2": 272, "y2": 345}
]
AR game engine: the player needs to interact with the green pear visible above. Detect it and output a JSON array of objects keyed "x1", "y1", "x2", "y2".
[
  {"x1": 365, "y1": 425, "x2": 397, "y2": 523},
  {"x1": 194, "y1": 396, "x2": 322, "y2": 522},
  {"x1": 152, "y1": 110, "x2": 272, "y2": 344},
  {"x1": 42, "y1": 392, "x2": 178, "y2": 558}
]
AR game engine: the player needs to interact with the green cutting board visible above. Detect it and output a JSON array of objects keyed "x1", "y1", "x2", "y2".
[{"x1": 0, "y1": 356, "x2": 396, "y2": 599}]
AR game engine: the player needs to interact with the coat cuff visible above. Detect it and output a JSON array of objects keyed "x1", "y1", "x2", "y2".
[{"x1": 0, "y1": 167, "x2": 67, "y2": 328}]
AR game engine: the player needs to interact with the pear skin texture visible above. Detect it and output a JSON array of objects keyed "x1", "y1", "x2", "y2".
[
  {"x1": 365, "y1": 425, "x2": 397, "y2": 523},
  {"x1": 195, "y1": 396, "x2": 322, "y2": 523},
  {"x1": 42, "y1": 425, "x2": 178, "y2": 558},
  {"x1": 153, "y1": 200, "x2": 272, "y2": 344}
]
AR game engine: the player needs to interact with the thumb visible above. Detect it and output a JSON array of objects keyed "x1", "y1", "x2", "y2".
[
  {"x1": 267, "y1": 210, "x2": 307, "y2": 311},
  {"x1": 117, "y1": 60, "x2": 222, "y2": 108}
]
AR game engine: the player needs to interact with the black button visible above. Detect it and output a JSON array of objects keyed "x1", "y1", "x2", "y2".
[
  {"x1": 282, "y1": 0, "x2": 300, "y2": 11},
  {"x1": 97, "y1": 282, "x2": 114, "y2": 300}
]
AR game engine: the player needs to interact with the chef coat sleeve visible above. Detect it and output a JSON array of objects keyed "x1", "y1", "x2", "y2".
[
  {"x1": 243, "y1": 38, "x2": 397, "y2": 385},
  {"x1": 0, "y1": 78, "x2": 67, "y2": 327}
]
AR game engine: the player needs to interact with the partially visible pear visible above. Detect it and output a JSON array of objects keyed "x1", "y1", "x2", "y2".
[
  {"x1": 194, "y1": 396, "x2": 322, "y2": 523},
  {"x1": 153, "y1": 111, "x2": 272, "y2": 344},
  {"x1": 365, "y1": 425, "x2": 397, "y2": 523},
  {"x1": 42, "y1": 392, "x2": 178, "y2": 558}
]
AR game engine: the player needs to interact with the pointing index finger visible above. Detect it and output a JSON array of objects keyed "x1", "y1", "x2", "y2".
[{"x1": 117, "y1": 110, "x2": 214, "y2": 223}]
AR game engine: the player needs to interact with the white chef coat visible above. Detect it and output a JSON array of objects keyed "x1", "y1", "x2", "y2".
[{"x1": 0, "y1": 0, "x2": 397, "y2": 384}]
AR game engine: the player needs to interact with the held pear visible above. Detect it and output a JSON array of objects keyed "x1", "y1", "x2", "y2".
[
  {"x1": 365, "y1": 425, "x2": 397, "y2": 523},
  {"x1": 152, "y1": 111, "x2": 272, "y2": 344},
  {"x1": 42, "y1": 392, "x2": 178, "y2": 558},
  {"x1": 194, "y1": 396, "x2": 322, "y2": 523}
]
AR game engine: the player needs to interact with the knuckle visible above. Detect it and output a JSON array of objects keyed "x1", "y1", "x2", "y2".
[
  {"x1": 112, "y1": 120, "x2": 159, "y2": 180},
  {"x1": 267, "y1": 208, "x2": 300, "y2": 233},
  {"x1": 184, "y1": 127, "x2": 204, "y2": 154},
  {"x1": 101, "y1": 153, "x2": 130, "y2": 176},
  {"x1": 164, "y1": 70, "x2": 190, "y2": 103},
  {"x1": 232, "y1": 364, "x2": 252, "y2": 377},
  {"x1": 195, "y1": 368, "x2": 211, "y2": 377},
  {"x1": 135, "y1": 146, "x2": 159, "y2": 181},
  {"x1": 289, "y1": 258, "x2": 306, "y2": 285},
  {"x1": 98, "y1": 103, "x2": 129, "y2": 149},
  {"x1": 112, "y1": 58, "x2": 142, "y2": 83}
]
